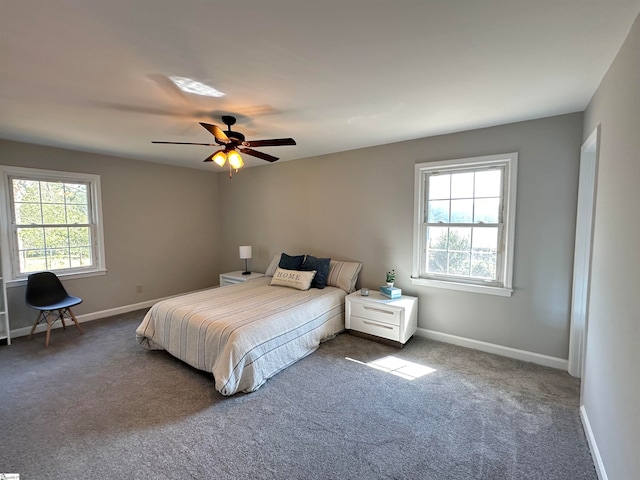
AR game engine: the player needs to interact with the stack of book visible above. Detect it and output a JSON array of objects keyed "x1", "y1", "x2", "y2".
[{"x1": 380, "y1": 286, "x2": 402, "y2": 299}]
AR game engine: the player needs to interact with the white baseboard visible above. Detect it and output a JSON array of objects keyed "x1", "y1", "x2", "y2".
[
  {"x1": 415, "y1": 327, "x2": 569, "y2": 370},
  {"x1": 580, "y1": 405, "x2": 608, "y2": 480},
  {"x1": 10, "y1": 298, "x2": 160, "y2": 339}
]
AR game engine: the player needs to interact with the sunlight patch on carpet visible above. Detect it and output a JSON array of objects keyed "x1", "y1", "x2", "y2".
[{"x1": 345, "y1": 355, "x2": 436, "y2": 380}]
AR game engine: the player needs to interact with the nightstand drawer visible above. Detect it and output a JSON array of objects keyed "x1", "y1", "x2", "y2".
[
  {"x1": 349, "y1": 315, "x2": 400, "y2": 341},
  {"x1": 349, "y1": 302, "x2": 401, "y2": 326}
]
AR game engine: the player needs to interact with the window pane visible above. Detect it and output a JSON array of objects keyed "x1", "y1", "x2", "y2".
[
  {"x1": 20, "y1": 249, "x2": 47, "y2": 273},
  {"x1": 471, "y1": 228, "x2": 498, "y2": 280},
  {"x1": 65, "y1": 183, "x2": 87, "y2": 204},
  {"x1": 67, "y1": 204, "x2": 88, "y2": 224},
  {"x1": 47, "y1": 249, "x2": 70, "y2": 270},
  {"x1": 12, "y1": 179, "x2": 40, "y2": 202},
  {"x1": 449, "y1": 227, "x2": 471, "y2": 251},
  {"x1": 17, "y1": 227, "x2": 45, "y2": 249},
  {"x1": 427, "y1": 227, "x2": 449, "y2": 249},
  {"x1": 451, "y1": 199, "x2": 473, "y2": 223},
  {"x1": 44, "y1": 227, "x2": 70, "y2": 248},
  {"x1": 40, "y1": 182, "x2": 65, "y2": 203},
  {"x1": 69, "y1": 227, "x2": 90, "y2": 247},
  {"x1": 428, "y1": 174, "x2": 450, "y2": 200},
  {"x1": 472, "y1": 227, "x2": 498, "y2": 251},
  {"x1": 471, "y1": 253, "x2": 497, "y2": 279},
  {"x1": 15, "y1": 202, "x2": 42, "y2": 224},
  {"x1": 451, "y1": 172, "x2": 474, "y2": 199},
  {"x1": 70, "y1": 247, "x2": 92, "y2": 268},
  {"x1": 474, "y1": 198, "x2": 500, "y2": 223},
  {"x1": 449, "y1": 252, "x2": 470, "y2": 276},
  {"x1": 475, "y1": 170, "x2": 502, "y2": 197},
  {"x1": 428, "y1": 200, "x2": 449, "y2": 223},
  {"x1": 42, "y1": 203, "x2": 67, "y2": 224},
  {"x1": 427, "y1": 251, "x2": 448, "y2": 273}
]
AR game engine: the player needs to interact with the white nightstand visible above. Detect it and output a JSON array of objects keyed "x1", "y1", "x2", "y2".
[
  {"x1": 345, "y1": 290, "x2": 418, "y2": 347},
  {"x1": 219, "y1": 271, "x2": 266, "y2": 286}
]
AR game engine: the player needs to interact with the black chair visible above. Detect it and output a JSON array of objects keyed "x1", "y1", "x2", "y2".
[{"x1": 26, "y1": 272, "x2": 83, "y2": 347}]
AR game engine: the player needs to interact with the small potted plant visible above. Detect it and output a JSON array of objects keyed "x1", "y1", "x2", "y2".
[{"x1": 386, "y1": 270, "x2": 396, "y2": 288}]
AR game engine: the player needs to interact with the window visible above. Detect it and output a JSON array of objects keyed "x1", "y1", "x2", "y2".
[
  {"x1": 412, "y1": 153, "x2": 517, "y2": 296},
  {"x1": 0, "y1": 166, "x2": 106, "y2": 283}
]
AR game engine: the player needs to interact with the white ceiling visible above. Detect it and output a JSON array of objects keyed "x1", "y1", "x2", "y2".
[{"x1": 2, "y1": 1, "x2": 639, "y2": 170}]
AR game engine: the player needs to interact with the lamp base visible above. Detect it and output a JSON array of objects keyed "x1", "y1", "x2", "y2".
[{"x1": 241, "y1": 258, "x2": 251, "y2": 275}]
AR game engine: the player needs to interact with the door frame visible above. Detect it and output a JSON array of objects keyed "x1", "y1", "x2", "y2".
[{"x1": 568, "y1": 125, "x2": 600, "y2": 378}]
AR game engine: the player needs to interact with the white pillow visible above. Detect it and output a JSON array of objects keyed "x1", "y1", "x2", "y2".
[
  {"x1": 270, "y1": 268, "x2": 316, "y2": 291},
  {"x1": 265, "y1": 253, "x2": 282, "y2": 277},
  {"x1": 326, "y1": 260, "x2": 363, "y2": 293}
]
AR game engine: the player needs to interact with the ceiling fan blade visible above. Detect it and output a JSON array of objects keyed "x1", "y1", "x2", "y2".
[
  {"x1": 242, "y1": 138, "x2": 297, "y2": 147},
  {"x1": 200, "y1": 122, "x2": 229, "y2": 144},
  {"x1": 152, "y1": 141, "x2": 219, "y2": 146},
  {"x1": 239, "y1": 147, "x2": 279, "y2": 162}
]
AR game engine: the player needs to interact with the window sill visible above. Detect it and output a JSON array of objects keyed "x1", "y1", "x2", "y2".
[
  {"x1": 6, "y1": 268, "x2": 107, "y2": 288},
  {"x1": 410, "y1": 277, "x2": 513, "y2": 297}
]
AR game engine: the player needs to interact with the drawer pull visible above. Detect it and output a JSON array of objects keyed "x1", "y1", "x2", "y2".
[
  {"x1": 362, "y1": 320, "x2": 393, "y2": 330},
  {"x1": 363, "y1": 306, "x2": 393, "y2": 315}
]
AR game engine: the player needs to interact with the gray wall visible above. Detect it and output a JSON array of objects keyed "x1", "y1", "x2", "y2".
[
  {"x1": 1, "y1": 140, "x2": 221, "y2": 330},
  {"x1": 582, "y1": 14, "x2": 639, "y2": 480},
  {"x1": 217, "y1": 113, "x2": 583, "y2": 360},
  {"x1": 2, "y1": 115, "x2": 584, "y2": 362}
]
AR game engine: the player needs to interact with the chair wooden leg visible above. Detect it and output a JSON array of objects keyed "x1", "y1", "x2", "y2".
[
  {"x1": 45, "y1": 313, "x2": 54, "y2": 347},
  {"x1": 28, "y1": 311, "x2": 44, "y2": 340},
  {"x1": 66, "y1": 308, "x2": 83, "y2": 334},
  {"x1": 28, "y1": 307, "x2": 82, "y2": 346}
]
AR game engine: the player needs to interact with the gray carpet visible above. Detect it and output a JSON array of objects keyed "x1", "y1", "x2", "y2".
[{"x1": 0, "y1": 310, "x2": 596, "y2": 480}]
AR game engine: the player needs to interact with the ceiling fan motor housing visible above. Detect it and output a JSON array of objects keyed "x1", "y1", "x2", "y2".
[
  {"x1": 226, "y1": 131, "x2": 245, "y2": 143},
  {"x1": 221, "y1": 115, "x2": 237, "y2": 126}
]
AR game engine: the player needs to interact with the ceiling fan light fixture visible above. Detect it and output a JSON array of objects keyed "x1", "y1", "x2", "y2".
[
  {"x1": 169, "y1": 76, "x2": 225, "y2": 97},
  {"x1": 212, "y1": 150, "x2": 227, "y2": 166},
  {"x1": 228, "y1": 150, "x2": 244, "y2": 169}
]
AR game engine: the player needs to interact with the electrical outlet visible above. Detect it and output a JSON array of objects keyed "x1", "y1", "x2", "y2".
[{"x1": 136, "y1": 284, "x2": 143, "y2": 294}]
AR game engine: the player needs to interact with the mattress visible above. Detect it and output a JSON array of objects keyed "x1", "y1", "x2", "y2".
[{"x1": 135, "y1": 277, "x2": 346, "y2": 395}]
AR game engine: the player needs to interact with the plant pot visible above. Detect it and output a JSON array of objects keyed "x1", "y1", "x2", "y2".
[{"x1": 386, "y1": 282, "x2": 394, "y2": 288}]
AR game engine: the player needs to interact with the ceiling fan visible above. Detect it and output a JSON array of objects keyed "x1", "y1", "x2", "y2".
[{"x1": 152, "y1": 115, "x2": 296, "y2": 176}]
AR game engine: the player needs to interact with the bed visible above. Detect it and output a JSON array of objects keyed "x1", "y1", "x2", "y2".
[{"x1": 136, "y1": 254, "x2": 362, "y2": 395}]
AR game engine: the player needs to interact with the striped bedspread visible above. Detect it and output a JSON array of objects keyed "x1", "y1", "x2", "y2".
[{"x1": 135, "y1": 277, "x2": 346, "y2": 395}]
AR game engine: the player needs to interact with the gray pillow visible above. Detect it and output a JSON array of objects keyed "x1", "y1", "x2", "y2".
[
  {"x1": 279, "y1": 253, "x2": 305, "y2": 270},
  {"x1": 301, "y1": 255, "x2": 331, "y2": 289}
]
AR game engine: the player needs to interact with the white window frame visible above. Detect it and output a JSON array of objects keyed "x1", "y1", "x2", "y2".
[
  {"x1": 0, "y1": 166, "x2": 107, "y2": 286},
  {"x1": 412, "y1": 153, "x2": 517, "y2": 297}
]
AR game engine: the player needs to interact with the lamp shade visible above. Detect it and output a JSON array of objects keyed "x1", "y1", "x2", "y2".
[
  {"x1": 228, "y1": 150, "x2": 244, "y2": 169},
  {"x1": 239, "y1": 246, "x2": 252, "y2": 259},
  {"x1": 212, "y1": 150, "x2": 227, "y2": 167}
]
